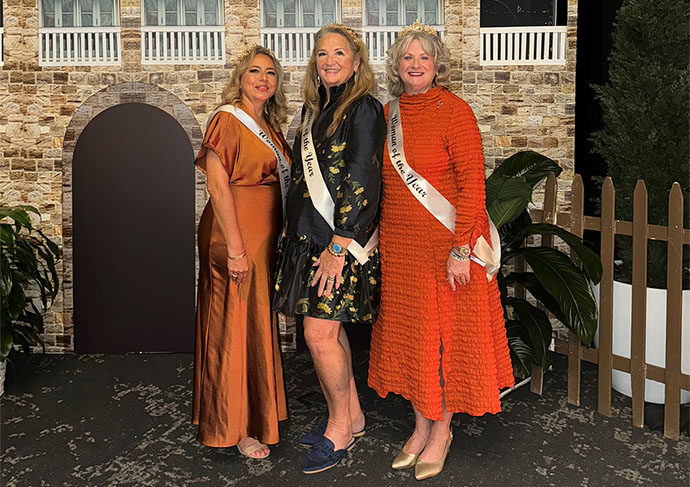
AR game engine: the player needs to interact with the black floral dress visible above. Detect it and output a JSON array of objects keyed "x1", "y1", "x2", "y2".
[{"x1": 272, "y1": 81, "x2": 385, "y2": 323}]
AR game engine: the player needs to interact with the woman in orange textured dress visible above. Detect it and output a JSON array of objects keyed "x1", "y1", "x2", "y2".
[
  {"x1": 367, "y1": 23, "x2": 514, "y2": 480},
  {"x1": 192, "y1": 46, "x2": 290, "y2": 459}
]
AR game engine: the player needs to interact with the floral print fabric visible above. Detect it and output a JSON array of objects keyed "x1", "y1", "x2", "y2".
[{"x1": 272, "y1": 81, "x2": 385, "y2": 323}]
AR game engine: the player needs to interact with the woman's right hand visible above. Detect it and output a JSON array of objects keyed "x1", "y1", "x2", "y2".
[{"x1": 227, "y1": 255, "x2": 249, "y2": 285}]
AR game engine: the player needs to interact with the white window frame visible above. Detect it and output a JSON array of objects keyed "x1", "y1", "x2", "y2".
[
  {"x1": 363, "y1": 0, "x2": 443, "y2": 27},
  {"x1": 142, "y1": 0, "x2": 223, "y2": 26},
  {"x1": 480, "y1": 0, "x2": 566, "y2": 28},
  {"x1": 261, "y1": 0, "x2": 340, "y2": 28},
  {"x1": 39, "y1": 0, "x2": 119, "y2": 28},
  {"x1": 479, "y1": 0, "x2": 567, "y2": 66}
]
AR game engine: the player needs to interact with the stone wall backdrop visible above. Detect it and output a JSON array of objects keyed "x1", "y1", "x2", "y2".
[
  {"x1": 0, "y1": 0, "x2": 577, "y2": 354},
  {"x1": 458, "y1": 0, "x2": 577, "y2": 212}
]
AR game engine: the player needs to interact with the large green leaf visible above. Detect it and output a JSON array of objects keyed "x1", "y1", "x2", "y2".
[
  {"x1": 506, "y1": 321, "x2": 535, "y2": 378},
  {"x1": 8, "y1": 282, "x2": 26, "y2": 319},
  {"x1": 0, "y1": 224, "x2": 16, "y2": 251},
  {"x1": 0, "y1": 257, "x2": 12, "y2": 299},
  {"x1": 497, "y1": 209, "x2": 533, "y2": 247},
  {"x1": 503, "y1": 272, "x2": 568, "y2": 325},
  {"x1": 490, "y1": 150, "x2": 563, "y2": 188},
  {"x1": 0, "y1": 325, "x2": 13, "y2": 362},
  {"x1": 38, "y1": 230, "x2": 60, "y2": 257},
  {"x1": 23, "y1": 302, "x2": 45, "y2": 333},
  {"x1": 0, "y1": 207, "x2": 36, "y2": 230},
  {"x1": 486, "y1": 176, "x2": 532, "y2": 228},
  {"x1": 0, "y1": 205, "x2": 61, "y2": 359},
  {"x1": 505, "y1": 223, "x2": 603, "y2": 284},
  {"x1": 11, "y1": 327, "x2": 32, "y2": 354},
  {"x1": 505, "y1": 297, "x2": 552, "y2": 368},
  {"x1": 504, "y1": 247, "x2": 598, "y2": 346}
]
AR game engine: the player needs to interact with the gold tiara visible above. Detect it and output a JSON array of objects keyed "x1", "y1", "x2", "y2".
[
  {"x1": 323, "y1": 22, "x2": 360, "y2": 44},
  {"x1": 399, "y1": 20, "x2": 439, "y2": 38},
  {"x1": 237, "y1": 44, "x2": 272, "y2": 61}
]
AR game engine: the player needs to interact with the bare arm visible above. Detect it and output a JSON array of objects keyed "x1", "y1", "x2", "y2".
[{"x1": 205, "y1": 149, "x2": 248, "y2": 283}]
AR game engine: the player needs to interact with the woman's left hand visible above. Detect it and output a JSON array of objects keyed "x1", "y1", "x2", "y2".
[
  {"x1": 312, "y1": 250, "x2": 346, "y2": 298},
  {"x1": 447, "y1": 255, "x2": 471, "y2": 291}
]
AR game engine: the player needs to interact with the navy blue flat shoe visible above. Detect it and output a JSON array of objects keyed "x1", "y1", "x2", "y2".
[
  {"x1": 298, "y1": 419, "x2": 366, "y2": 447},
  {"x1": 302, "y1": 437, "x2": 355, "y2": 474}
]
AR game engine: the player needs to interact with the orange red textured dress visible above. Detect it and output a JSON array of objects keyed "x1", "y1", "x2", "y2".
[
  {"x1": 368, "y1": 87, "x2": 514, "y2": 421},
  {"x1": 192, "y1": 111, "x2": 288, "y2": 447}
]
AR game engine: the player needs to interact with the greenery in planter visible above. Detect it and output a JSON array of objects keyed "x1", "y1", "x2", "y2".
[
  {"x1": 1, "y1": 206, "x2": 60, "y2": 363},
  {"x1": 591, "y1": 0, "x2": 690, "y2": 289},
  {"x1": 486, "y1": 151, "x2": 603, "y2": 376}
]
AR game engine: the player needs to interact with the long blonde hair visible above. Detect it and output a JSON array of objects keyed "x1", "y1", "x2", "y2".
[
  {"x1": 386, "y1": 30, "x2": 451, "y2": 98},
  {"x1": 299, "y1": 24, "x2": 376, "y2": 137},
  {"x1": 220, "y1": 45, "x2": 288, "y2": 130}
]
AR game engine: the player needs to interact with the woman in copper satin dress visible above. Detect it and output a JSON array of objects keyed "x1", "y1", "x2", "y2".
[{"x1": 192, "y1": 46, "x2": 289, "y2": 459}]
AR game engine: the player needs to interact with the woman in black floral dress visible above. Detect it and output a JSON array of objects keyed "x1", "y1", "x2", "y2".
[{"x1": 272, "y1": 23, "x2": 384, "y2": 474}]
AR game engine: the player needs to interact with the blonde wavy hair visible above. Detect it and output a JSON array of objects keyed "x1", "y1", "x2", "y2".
[
  {"x1": 220, "y1": 45, "x2": 288, "y2": 130},
  {"x1": 386, "y1": 30, "x2": 451, "y2": 97},
  {"x1": 299, "y1": 24, "x2": 376, "y2": 137}
]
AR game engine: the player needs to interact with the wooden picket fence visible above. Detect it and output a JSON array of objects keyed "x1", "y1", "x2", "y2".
[{"x1": 524, "y1": 174, "x2": 688, "y2": 440}]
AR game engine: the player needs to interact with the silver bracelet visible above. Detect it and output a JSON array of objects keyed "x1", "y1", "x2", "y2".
[{"x1": 450, "y1": 247, "x2": 470, "y2": 261}]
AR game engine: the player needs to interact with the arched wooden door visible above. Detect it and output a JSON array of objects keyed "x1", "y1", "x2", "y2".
[{"x1": 73, "y1": 103, "x2": 195, "y2": 353}]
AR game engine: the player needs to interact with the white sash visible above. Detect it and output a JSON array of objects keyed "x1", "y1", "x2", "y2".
[
  {"x1": 387, "y1": 98, "x2": 501, "y2": 280},
  {"x1": 300, "y1": 107, "x2": 379, "y2": 265},
  {"x1": 207, "y1": 105, "x2": 290, "y2": 218}
]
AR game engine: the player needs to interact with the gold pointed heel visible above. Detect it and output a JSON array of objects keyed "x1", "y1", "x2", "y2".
[
  {"x1": 392, "y1": 449, "x2": 421, "y2": 470},
  {"x1": 414, "y1": 430, "x2": 453, "y2": 481}
]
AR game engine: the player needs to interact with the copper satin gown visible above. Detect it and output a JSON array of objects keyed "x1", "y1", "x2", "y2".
[{"x1": 192, "y1": 111, "x2": 288, "y2": 447}]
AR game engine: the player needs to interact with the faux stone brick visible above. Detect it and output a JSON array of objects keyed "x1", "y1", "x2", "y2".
[
  {"x1": 494, "y1": 136, "x2": 511, "y2": 147},
  {"x1": 543, "y1": 137, "x2": 559, "y2": 148},
  {"x1": 495, "y1": 71, "x2": 510, "y2": 83},
  {"x1": 511, "y1": 137, "x2": 528, "y2": 147},
  {"x1": 4, "y1": 0, "x2": 577, "y2": 354},
  {"x1": 544, "y1": 73, "x2": 560, "y2": 85}
]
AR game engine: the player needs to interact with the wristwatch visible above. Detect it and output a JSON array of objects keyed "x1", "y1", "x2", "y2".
[
  {"x1": 328, "y1": 242, "x2": 347, "y2": 258},
  {"x1": 450, "y1": 246, "x2": 471, "y2": 261}
]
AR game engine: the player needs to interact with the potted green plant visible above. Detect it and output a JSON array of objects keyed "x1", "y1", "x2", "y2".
[
  {"x1": 590, "y1": 0, "x2": 689, "y2": 402},
  {"x1": 486, "y1": 151, "x2": 603, "y2": 377},
  {"x1": 0, "y1": 206, "x2": 60, "y2": 394}
]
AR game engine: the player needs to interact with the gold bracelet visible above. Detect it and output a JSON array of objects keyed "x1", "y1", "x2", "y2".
[
  {"x1": 327, "y1": 242, "x2": 347, "y2": 258},
  {"x1": 228, "y1": 250, "x2": 246, "y2": 260},
  {"x1": 450, "y1": 246, "x2": 470, "y2": 261}
]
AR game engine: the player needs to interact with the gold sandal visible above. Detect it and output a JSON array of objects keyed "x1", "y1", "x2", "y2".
[{"x1": 237, "y1": 437, "x2": 270, "y2": 459}]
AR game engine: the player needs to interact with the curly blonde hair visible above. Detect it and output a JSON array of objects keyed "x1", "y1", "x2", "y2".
[
  {"x1": 220, "y1": 45, "x2": 288, "y2": 130},
  {"x1": 386, "y1": 31, "x2": 451, "y2": 98},
  {"x1": 299, "y1": 24, "x2": 376, "y2": 137}
]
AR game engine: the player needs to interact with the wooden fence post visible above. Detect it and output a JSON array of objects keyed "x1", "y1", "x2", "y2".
[
  {"x1": 663, "y1": 183, "x2": 684, "y2": 440},
  {"x1": 597, "y1": 177, "x2": 615, "y2": 417},
  {"x1": 567, "y1": 175, "x2": 585, "y2": 406},
  {"x1": 631, "y1": 180, "x2": 648, "y2": 428}
]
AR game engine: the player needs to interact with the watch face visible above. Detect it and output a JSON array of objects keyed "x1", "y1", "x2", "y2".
[{"x1": 332, "y1": 243, "x2": 342, "y2": 253}]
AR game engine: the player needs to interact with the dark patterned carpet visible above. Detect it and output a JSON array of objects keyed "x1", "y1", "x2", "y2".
[{"x1": 1, "y1": 352, "x2": 688, "y2": 486}]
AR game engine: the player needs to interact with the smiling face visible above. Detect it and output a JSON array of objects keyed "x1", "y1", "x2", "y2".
[
  {"x1": 398, "y1": 39, "x2": 436, "y2": 95},
  {"x1": 240, "y1": 53, "x2": 278, "y2": 108},
  {"x1": 315, "y1": 33, "x2": 360, "y2": 90}
]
